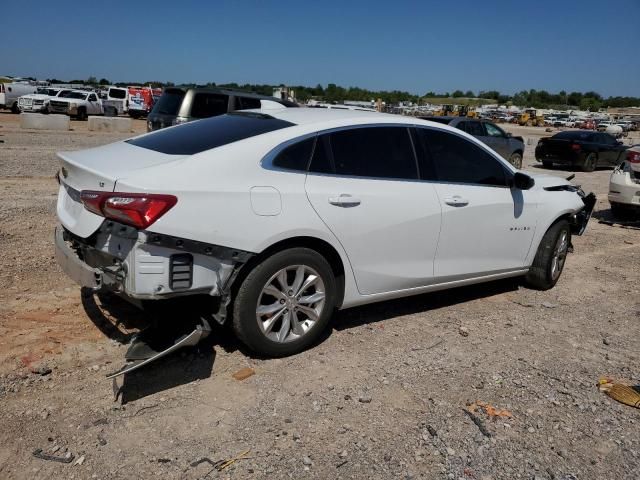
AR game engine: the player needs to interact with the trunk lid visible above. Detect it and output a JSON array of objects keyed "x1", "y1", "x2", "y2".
[{"x1": 57, "y1": 141, "x2": 184, "y2": 238}]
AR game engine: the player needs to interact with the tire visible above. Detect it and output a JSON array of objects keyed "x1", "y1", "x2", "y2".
[
  {"x1": 11, "y1": 102, "x2": 20, "y2": 114},
  {"x1": 525, "y1": 220, "x2": 571, "y2": 290},
  {"x1": 542, "y1": 161, "x2": 553, "y2": 168},
  {"x1": 582, "y1": 153, "x2": 596, "y2": 172},
  {"x1": 77, "y1": 107, "x2": 87, "y2": 121},
  {"x1": 509, "y1": 152, "x2": 523, "y2": 169},
  {"x1": 232, "y1": 248, "x2": 337, "y2": 357}
]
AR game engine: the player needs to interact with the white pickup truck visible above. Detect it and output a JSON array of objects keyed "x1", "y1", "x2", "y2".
[
  {"x1": 48, "y1": 90, "x2": 103, "y2": 120},
  {"x1": 18, "y1": 88, "x2": 72, "y2": 113}
]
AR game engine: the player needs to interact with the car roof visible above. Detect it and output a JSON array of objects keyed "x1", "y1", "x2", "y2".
[
  {"x1": 166, "y1": 87, "x2": 298, "y2": 107},
  {"x1": 264, "y1": 107, "x2": 420, "y2": 127}
]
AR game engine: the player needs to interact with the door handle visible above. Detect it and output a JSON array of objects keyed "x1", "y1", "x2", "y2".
[
  {"x1": 328, "y1": 194, "x2": 361, "y2": 207},
  {"x1": 444, "y1": 196, "x2": 469, "y2": 207}
]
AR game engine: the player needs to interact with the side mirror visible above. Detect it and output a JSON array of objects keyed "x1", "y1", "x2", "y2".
[{"x1": 513, "y1": 172, "x2": 535, "y2": 190}]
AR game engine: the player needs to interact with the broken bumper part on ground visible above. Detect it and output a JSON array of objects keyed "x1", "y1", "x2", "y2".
[{"x1": 105, "y1": 319, "x2": 211, "y2": 379}]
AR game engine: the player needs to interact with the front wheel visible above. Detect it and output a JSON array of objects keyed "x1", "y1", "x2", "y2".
[
  {"x1": 525, "y1": 220, "x2": 571, "y2": 290},
  {"x1": 232, "y1": 248, "x2": 337, "y2": 357},
  {"x1": 509, "y1": 152, "x2": 523, "y2": 169},
  {"x1": 76, "y1": 107, "x2": 87, "y2": 121}
]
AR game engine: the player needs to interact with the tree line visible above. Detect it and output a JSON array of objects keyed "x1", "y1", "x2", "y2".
[{"x1": 46, "y1": 77, "x2": 640, "y2": 109}]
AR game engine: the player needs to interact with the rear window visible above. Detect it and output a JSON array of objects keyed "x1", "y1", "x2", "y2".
[
  {"x1": 109, "y1": 88, "x2": 127, "y2": 99},
  {"x1": 152, "y1": 90, "x2": 185, "y2": 115},
  {"x1": 127, "y1": 112, "x2": 295, "y2": 155},
  {"x1": 236, "y1": 96, "x2": 262, "y2": 110},
  {"x1": 554, "y1": 131, "x2": 596, "y2": 142},
  {"x1": 190, "y1": 93, "x2": 228, "y2": 118}
]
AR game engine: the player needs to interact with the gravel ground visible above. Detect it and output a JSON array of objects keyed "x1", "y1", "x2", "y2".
[{"x1": 0, "y1": 112, "x2": 638, "y2": 480}]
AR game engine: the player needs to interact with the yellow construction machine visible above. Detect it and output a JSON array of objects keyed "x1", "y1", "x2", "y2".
[{"x1": 518, "y1": 109, "x2": 545, "y2": 127}]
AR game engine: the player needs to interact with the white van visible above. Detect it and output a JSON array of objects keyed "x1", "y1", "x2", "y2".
[
  {"x1": 1, "y1": 82, "x2": 38, "y2": 112},
  {"x1": 102, "y1": 86, "x2": 129, "y2": 116}
]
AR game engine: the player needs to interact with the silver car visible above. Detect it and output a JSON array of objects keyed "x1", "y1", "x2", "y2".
[{"x1": 421, "y1": 116, "x2": 525, "y2": 169}]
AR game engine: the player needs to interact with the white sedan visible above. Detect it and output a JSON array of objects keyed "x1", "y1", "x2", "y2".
[
  {"x1": 609, "y1": 145, "x2": 640, "y2": 215},
  {"x1": 55, "y1": 109, "x2": 595, "y2": 357}
]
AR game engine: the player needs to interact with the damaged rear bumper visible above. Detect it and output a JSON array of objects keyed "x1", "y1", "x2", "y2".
[
  {"x1": 55, "y1": 226, "x2": 100, "y2": 289},
  {"x1": 54, "y1": 222, "x2": 254, "y2": 320}
]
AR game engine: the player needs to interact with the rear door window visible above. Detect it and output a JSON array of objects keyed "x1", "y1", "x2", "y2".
[
  {"x1": 127, "y1": 112, "x2": 295, "y2": 155},
  {"x1": 272, "y1": 137, "x2": 315, "y2": 171},
  {"x1": 308, "y1": 136, "x2": 333, "y2": 174},
  {"x1": 328, "y1": 127, "x2": 418, "y2": 180},
  {"x1": 416, "y1": 128, "x2": 508, "y2": 187},
  {"x1": 235, "y1": 96, "x2": 262, "y2": 110},
  {"x1": 465, "y1": 121, "x2": 485, "y2": 136},
  {"x1": 190, "y1": 93, "x2": 229, "y2": 118}
]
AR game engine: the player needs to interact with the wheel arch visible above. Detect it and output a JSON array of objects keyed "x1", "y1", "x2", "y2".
[
  {"x1": 526, "y1": 211, "x2": 574, "y2": 266},
  {"x1": 234, "y1": 236, "x2": 347, "y2": 308}
]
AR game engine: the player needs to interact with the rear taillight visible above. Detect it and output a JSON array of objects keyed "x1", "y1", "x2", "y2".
[
  {"x1": 627, "y1": 150, "x2": 640, "y2": 164},
  {"x1": 570, "y1": 143, "x2": 581, "y2": 152},
  {"x1": 80, "y1": 191, "x2": 177, "y2": 229}
]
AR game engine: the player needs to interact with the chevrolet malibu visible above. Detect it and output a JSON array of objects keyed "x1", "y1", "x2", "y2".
[{"x1": 55, "y1": 109, "x2": 595, "y2": 357}]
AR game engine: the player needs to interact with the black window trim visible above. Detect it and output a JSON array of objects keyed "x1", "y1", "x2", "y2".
[
  {"x1": 413, "y1": 125, "x2": 515, "y2": 189},
  {"x1": 262, "y1": 123, "x2": 422, "y2": 182}
]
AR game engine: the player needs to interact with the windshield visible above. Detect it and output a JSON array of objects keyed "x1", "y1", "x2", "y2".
[
  {"x1": 61, "y1": 91, "x2": 88, "y2": 100},
  {"x1": 37, "y1": 88, "x2": 57, "y2": 95},
  {"x1": 128, "y1": 112, "x2": 295, "y2": 155},
  {"x1": 151, "y1": 90, "x2": 185, "y2": 115}
]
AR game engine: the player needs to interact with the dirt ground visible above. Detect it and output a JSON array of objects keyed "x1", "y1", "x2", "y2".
[{"x1": 0, "y1": 112, "x2": 638, "y2": 480}]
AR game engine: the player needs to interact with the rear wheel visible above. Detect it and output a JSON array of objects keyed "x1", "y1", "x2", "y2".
[
  {"x1": 11, "y1": 102, "x2": 20, "y2": 114},
  {"x1": 525, "y1": 220, "x2": 571, "y2": 290},
  {"x1": 232, "y1": 248, "x2": 337, "y2": 357},
  {"x1": 509, "y1": 152, "x2": 523, "y2": 169},
  {"x1": 582, "y1": 153, "x2": 597, "y2": 172}
]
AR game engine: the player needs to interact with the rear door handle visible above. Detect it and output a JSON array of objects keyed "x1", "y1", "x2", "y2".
[
  {"x1": 328, "y1": 194, "x2": 361, "y2": 207},
  {"x1": 444, "y1": 196, "x2": 469, "y2": 207}
]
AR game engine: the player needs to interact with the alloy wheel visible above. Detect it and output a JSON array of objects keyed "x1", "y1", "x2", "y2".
[
  {"x1": 550, "y1": 230, "x2": 569, "y2": 280},
  {"x1": 256, "y1": 265, "x2": 326, "y2": 343}
]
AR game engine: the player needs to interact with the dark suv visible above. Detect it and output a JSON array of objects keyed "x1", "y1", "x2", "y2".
[
  {"x1": 420, "y1": 116, "x2": 525, "y2": 168},
  {"x1": 147, "y1": 88, "x2": 298, "y2": 131}
]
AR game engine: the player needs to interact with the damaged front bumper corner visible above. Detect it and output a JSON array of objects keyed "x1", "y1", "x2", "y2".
[{"x1": 571, "y1": 191, "x2": 596, "y2": 235}]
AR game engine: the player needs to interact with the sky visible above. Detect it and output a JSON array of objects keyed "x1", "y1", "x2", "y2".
[{"x1": 3, "y1": 0, "x2": 639, "y2": 97}]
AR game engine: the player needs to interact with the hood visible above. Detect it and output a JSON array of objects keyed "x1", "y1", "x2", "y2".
[
  {"x1": 527, "y1": 173, "x2": 571, "y2": 190},
  {"x1": 21, "y1": 94, "x2": 51, "y2": 100}
]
